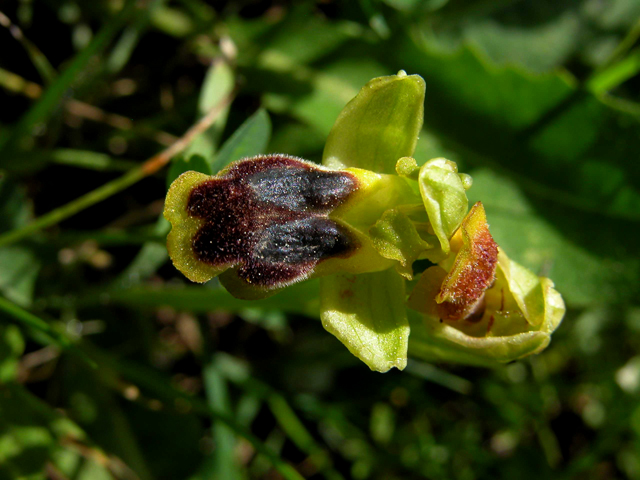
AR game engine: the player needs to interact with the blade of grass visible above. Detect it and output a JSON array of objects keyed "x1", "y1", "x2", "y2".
[
  {"x1": 47, "y1": 149, "x2": 138, "y2": 171},
  {"x1": 0, "y1": 10, "x2": 57, "y2": 84},
  {"x1": 214, "y1": 354, "x2": 344, "y2": 480},
  {"x1": 87, "y1": 348, "x2": 305, "y2": 480},
  {"x1": 0, "y1": 0, "x2": 137, "y2": 153},
  {"x1": 106, "y1": 0, "x2": 166, "y2": 74},
  {"x1": 202, "y1": 363, "x2": 245, "y2": 480},
  {"x1": 587, "y1": 47, "x2": 640, "y2": 94},
  {"x1": 95, "y1": 281, "x2": 320, "y2": 317},
  {"x1": 0, "y1": 88, "x2": 235, "y2": 249},
  {"x1": 0, "y1": 66, "x2": 42, "y2": 98},
  {"x1": 0, "y1": 68, "x2": 178, "y2": 148}
]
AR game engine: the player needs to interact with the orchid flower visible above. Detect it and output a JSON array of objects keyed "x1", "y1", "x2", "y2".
[{"x1": 164, "y1": 71, "x2": 565, "y2": 372}]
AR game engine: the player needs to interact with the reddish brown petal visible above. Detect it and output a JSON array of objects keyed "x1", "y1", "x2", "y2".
[{"x1": 435, "y1": 202, "x2": 498, "y2": 321}]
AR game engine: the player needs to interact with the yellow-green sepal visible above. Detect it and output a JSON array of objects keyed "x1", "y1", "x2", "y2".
[
  {"x1": 322, "y1": 71, "x2": 425, "y2": 174},
  {"x1": 320, "y1": 269, "x2": 409, "y2": 372}
]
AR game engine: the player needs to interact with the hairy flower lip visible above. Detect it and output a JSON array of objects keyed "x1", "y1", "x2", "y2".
[{"x1": 164, "y1": 155, "x2": 374, "y2": 291}]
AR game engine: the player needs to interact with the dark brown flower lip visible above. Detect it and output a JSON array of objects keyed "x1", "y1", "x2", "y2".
[{"x1": 185, "y1": 155, "x2": 361, "y2": 288}]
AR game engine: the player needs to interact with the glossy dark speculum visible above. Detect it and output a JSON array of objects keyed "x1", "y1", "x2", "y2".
[{"x1": 186, "y1": 155, "x2": 359, "y2": 287}]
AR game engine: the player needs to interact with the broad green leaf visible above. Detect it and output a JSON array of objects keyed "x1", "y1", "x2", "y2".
[
  {"x1": 322, "y1": 71, "x2": 425, "y2": 174},
  {"x1": 392, "y1": 37, "x2": 640, "y2": 220},
  {"x1": 213, "y1": 108, "x2": 272, "y2": 173},
  {"x1": 320, "y1": 270, "x2": 409, "y2": 372},
  {"x1": 268, "y1": 121, "x2": 325, "y2": 158},
  {"x1": 467, "y1": 168, "x2": 639, "y2": 307},
  {"x1": 0, "y1": 246, "x2": 39, "y2": 307},
  {"x1": 464, "y1": 11, "x2": 581, "y2": 73},
  {"x1": 418, "y1": 158, "x2": 469, "y2": 255},
  {"x1": 253, "y1": 5, "x2": 354, "y2": 66}
]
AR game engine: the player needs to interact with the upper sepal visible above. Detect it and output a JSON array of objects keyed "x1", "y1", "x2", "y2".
[{"x1": 322, "y1": 71, "x2": 425, "y2": 174}]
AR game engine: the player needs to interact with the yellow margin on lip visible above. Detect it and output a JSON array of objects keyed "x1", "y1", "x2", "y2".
[{"x1": 163, "y1": 170, "x2": 232, "y2": 283}]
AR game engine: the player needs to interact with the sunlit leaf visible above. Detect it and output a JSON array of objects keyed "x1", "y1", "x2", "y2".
[{"x1": 213, "y1": 108, "x2": 272, "y2": 173}]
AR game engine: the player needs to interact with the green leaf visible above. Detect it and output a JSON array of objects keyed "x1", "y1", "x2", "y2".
[
  {"x1": 103, "y1": 280, "x2": 320, "y2": 317},
  {"x1": 183, "y1": 60, "x2": 235, "y2": 165},
  {"x1": 320, "y1": 270, "x2": 409, "y2": 372},
  {"x1": 0, "y1": 383, "x2": 112, "y2": 480},
  {"x1": 0, "y1": 246, "x2": 39, "y2": 308},
  {"x1": 202, "y1": 363, "x2": 244, "y2": 480},
  {"x1": 392, "y1": 38, "x2": 640, "y2": 220},
  {"x1": 322, "y1": 71, "x2": 425, "y2": 174},
  {"x1": 418, "y1": 158, "x2": 469, "y2": 255},
  {"x1": 464, "y1": 11, "x2": 581, "y2": 73},
  {"x1": 166, "y1": 154, "x2": 212, "y2": 189},
  {"x1": 0, "y1": 178, "x2": 38, "y2": 306},
  {"x1": 467, "y1": 168, "x2": 639, "y2": 307},
  {"x1": 213, "y1": 108, "x2": 272, "y2": 173},
  {"x1": 0, "y1": 325, "x2": 24, "y2": 383}
]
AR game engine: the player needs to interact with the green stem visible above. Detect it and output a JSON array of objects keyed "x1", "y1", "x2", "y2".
[
  {"x1": 0, "y1": 167, "x2": 145, "y2": 249},
  {"x1": 587, "y1": 47, "x2": 640, "y2": 94}
]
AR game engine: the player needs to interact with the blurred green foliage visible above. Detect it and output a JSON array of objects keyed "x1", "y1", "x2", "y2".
[{"x1": 0, "y1": 0, "x2": 639, "y2": 479}]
